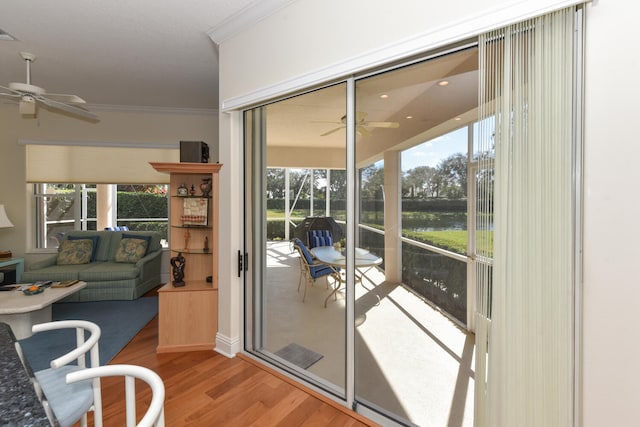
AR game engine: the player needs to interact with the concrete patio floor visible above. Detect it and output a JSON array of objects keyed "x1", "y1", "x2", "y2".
[{"x1": 262, "y1": 241, "x2": 475, "y2": 427}]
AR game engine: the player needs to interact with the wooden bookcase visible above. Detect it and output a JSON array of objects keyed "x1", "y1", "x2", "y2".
[{"x1": 150, "y1": 162, "x2": 222, "y2": 353}]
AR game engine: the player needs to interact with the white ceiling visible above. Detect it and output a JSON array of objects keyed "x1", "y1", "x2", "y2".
[{"x1": 0, "y1": 0, "x2": 292, "y2": 111}]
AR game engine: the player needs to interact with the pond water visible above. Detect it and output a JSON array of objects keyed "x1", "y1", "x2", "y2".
[
  {"x1": 402, "y1": 212, "x2": 468, "y2": 231},
  {"x1": 401, "y1": 212, "x2": 494, "y2": 232}
]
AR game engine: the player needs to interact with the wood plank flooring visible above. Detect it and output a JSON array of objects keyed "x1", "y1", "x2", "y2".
[{"x1": 90, "y1": 315, "x2": 375, "y2": 426}]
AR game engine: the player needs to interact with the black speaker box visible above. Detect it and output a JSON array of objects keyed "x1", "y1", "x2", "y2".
[{"x1": 180, "y1": 141, "x2": 209, "y2": 163}]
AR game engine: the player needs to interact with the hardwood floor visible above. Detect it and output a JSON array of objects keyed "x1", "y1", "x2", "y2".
[{"x1": 91, "y1": 315, "x2": 375, "y2": 426}]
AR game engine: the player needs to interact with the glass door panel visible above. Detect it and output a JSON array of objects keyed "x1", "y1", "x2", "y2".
[
  {"x1": 354, "y1": 49, "x2": 477, "y2": 426},
  {"x1": 246, "y1": 83, "x2": 348, "y2": 394}
]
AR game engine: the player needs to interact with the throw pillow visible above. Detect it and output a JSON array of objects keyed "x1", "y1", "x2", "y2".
[
  {"x1": 68, "y1": 235, "x2": 100, "y2": 261},
  {"x1": 122, "y1": 233, "x2": 152, "y2": 255},
  {"x1": 114, "y1": 238, "x2": 149, "y2": 263},
  {"x1": 56, "y1": 239, "x2": 94, "y2": 265}
]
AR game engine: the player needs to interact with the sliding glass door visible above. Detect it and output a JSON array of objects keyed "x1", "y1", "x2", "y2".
[
  {"x1": 352, "y1": 50, "x2": 477, "y2": 426},
  {"x1": 246, "y1": 45, "x2": 480, "y2": 426},
  {"x1": 244, "y1": 83, "x2": 349, "y2": 395}
]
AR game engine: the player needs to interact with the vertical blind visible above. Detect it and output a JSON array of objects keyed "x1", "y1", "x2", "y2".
[{"x1": 476, "y1": 7, "x2": 578, "y2": 427}]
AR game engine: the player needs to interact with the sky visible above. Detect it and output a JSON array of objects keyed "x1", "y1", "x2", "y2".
[{"x1": 400, "y1": 127, "x2": 468, "y2": 172}]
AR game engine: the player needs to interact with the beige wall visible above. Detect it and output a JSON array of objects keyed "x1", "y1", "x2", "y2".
[
  {"x1": 582, "y1": 2, "x2": 640, "y2": 426},
  {"x1": 0, "y1": 105, "x2": 217, "y2": 271},
  {"x1": 218, "y1": 0, "x2": 637, "y2": 425}
]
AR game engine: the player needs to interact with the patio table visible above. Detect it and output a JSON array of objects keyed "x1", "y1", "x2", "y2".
[{"x1": 311, "y1": 246, "x2": 382, "y2": 307}]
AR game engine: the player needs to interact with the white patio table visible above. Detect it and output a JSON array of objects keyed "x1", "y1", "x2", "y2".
[{"x1": 311, "y1": 246, "x2": 382, "y2": 307}]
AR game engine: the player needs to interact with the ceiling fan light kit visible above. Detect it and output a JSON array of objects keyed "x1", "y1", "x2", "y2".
[{"x1": 0, "y1": 51, "x2": 98, "y2": 121}]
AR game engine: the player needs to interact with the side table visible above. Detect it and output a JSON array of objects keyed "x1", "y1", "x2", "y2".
[{"x1": 0, "y1": 257, "x2": 24, "y2": 283}]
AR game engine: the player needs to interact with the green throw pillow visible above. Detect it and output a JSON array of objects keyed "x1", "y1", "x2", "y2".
[
  {"x1": 56, "y1": 239, "x2": 94, "y2": 265},
  {"x1": 114, "y1": 238, "x2": 149, "y2": 263}
]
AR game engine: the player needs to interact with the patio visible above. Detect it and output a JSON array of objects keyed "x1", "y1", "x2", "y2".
[{"x1": 264, "y1": 240, "x2": 475, "y2": 427}]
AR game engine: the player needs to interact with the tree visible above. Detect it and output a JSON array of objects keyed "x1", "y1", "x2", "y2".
[
  {"x1": 329, "y1": 169, "x2": 347, "y2": 200},
  {"x1": 403, "y1": 166, "x2": 436, "y2": 198},
  {"x1": 360, "y1": 165, "x2": 385, "y2": 199},
  {"x1": 266, "y1": 168, "x2": 285, "y2": 199},
  {"x1": 436, "y1": 153, "x2": 468, "y2": 198}
]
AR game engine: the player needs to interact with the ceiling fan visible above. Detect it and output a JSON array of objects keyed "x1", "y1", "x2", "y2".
[
  {"x1": 317, "y1": 111, "x2": 399, "y2": 137},
  {"x1": 0, "y1": 52, "x2": 98, "y2": 120}
]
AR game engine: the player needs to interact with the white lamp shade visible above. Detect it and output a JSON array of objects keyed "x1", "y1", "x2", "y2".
[{"x1": 0, "y1": 205, "x2": 14, "y2": 228}]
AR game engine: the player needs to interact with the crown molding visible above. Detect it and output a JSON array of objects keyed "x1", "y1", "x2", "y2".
[
  {"x1": 18, "y1": 138, "x2": 179, "y2": 149},
  {"x1": 207, "y1": 0, "x2": 297, "y2": 45}
]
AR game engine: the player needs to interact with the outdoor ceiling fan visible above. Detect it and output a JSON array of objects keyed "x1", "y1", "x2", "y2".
[
  {"x1": 317, "y1": 111, "x2": 399, "y2": 137},
  {"x1": 0, "y1": 51, "x2": 98, "y2": 120}
]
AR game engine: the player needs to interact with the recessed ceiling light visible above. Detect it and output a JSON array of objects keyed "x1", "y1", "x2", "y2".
[
  {"x1": 380, "y1": 94, "x2": 389, "y2": 99},
  {"x1": 438, "y1": 80, "x2": 449, "y2": 86},
  {"x1": 454, "y1": 117, "x2": 461, "y2": 121},
  {"x1": 406, "y1": 115, "x2": 413, "y2": 119}
]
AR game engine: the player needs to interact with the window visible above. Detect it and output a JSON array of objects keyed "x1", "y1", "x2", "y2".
[{"x1": 33, "y1": 183, "x2": 168, "y2": 249}]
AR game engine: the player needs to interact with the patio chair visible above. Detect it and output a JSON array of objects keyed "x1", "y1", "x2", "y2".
[
  {"x1": 292, "y1": 237, "x2": 337, "y2": 302},
  {"x1": 66, "y1": 364, "x2": 165, "y2": 427},
  {"x1": 28, "y1": 320, "x2": 102, "y2": 427}
]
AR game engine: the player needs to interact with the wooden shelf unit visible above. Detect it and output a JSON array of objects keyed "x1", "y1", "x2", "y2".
[{"x1": 150, "y1": 161, "x2": 222, "y2": 353}]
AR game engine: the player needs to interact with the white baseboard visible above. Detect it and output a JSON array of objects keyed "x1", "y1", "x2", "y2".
[{"x1": 215, "y1": 332, "x2": 241, "y2": 358}]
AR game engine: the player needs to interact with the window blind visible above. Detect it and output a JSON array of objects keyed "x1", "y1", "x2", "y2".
[
  {"x1": 25, "y1": 143, "x2": 179, "y2": 184},
  {"x1": 476, "y1": 7, "x2": 579, "y2": 427}
]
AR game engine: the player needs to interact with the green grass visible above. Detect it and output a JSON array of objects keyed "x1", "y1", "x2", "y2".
[
  {"x1": 403, "y1": 230, "x2": 468, "y2": 254},
  {"x1": 266, "y1": 209, "x2": 306, "y2": 219},
  {"x1": 402, "y1": 229, "x2": 493, "y2": 256},
  {"x1": 266, "y1": 209, "x2": 493, "y2": 257}
]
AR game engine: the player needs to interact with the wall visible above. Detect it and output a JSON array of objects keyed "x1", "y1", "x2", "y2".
[
  {"x1": 0, "y1": 105, "x2": 217, "y2": 276},
  {"x1": 582, "y1": 2, "x2": 640, "y2": 426},
  {"x1": 218, "y1": 0, "x2": 635, "y2": 426}
]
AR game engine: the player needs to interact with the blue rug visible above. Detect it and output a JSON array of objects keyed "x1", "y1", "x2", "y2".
[{"x1": 19, "y1": 297, "x2": 158, "y2": 372}]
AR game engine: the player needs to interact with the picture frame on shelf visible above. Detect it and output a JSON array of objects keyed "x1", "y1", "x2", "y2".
[{"x1": 181, "y1": 198, "x2": 208, "y2": 226}]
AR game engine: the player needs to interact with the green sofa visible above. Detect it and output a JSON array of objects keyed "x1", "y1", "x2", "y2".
[{"x1": 22, "y1": 230, "x2": 163, "y2": 301}]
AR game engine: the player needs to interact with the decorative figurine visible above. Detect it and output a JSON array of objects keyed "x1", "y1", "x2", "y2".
[
  {"x1": 189, "y1": 184, "x2": 196, "y2": 196},
  {"x1": 184, "y1": 230, "x2": 191, "y2": 249},
  {"x1": 170, "y1": 252, "x2": 186, "y2": 287},
  {"x1": 203, "y1": 236, "x2": 209, "y2": 253},
  {"x1": 200, "y1": 178, "x2": 212, "y2": 197},
  {"x1": 177, "y1": 183, "x2": 188, "y2": 196}
]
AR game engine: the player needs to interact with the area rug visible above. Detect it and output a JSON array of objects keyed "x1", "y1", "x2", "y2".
[
  {"x1": 275, "y1": 343, "x2": 323, "y2": 369},
  {"x1": 19, "y1": 297, "x2": 158, "y2": 372}
]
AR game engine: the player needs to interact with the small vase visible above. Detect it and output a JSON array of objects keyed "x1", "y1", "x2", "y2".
[{"x1": 200, "y1": 178, "x2": 212, "y2": 197}]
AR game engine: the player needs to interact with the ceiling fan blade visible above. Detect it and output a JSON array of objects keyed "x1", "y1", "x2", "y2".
[
  {"x1": 36, "y1": 96, "x2": 98, "y2": 120},
  {"x1": 0, "y1": 92, "x2": 21, "y2": 100},
  {"x1": 0, "y1": 85, "x2": 21, "y2": 96},
  {"x1": 356, "y1": 126, "x2": 372, "y2": 137},
  {"x1": 44, "y1": 93, "x2": 87, "y2": 104},
  {"x1": 365, "y1": 121, "x2": 400, "y2": 128},
  {"x1": 320, "y1": 126, "x2": 344, "y2": 137},
  {"x1": 355, "y1": 111, "x2": 368, "y2": 122}
]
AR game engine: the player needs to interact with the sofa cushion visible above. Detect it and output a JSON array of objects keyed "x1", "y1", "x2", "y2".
[
  {"x1": 68, "y1": 235, "x2": 100, "y2": 261},
  {"x1": 21, "y1": 264, "x2": 95, "y2": 282},
  {"x1": 114, "y1": 238, "x2": 148, "y2": 263},
  {"x1": 78, "y1": 262, "x2": 140, "y2": 281},
  {"x1": 107, "y1": 231, "x2": 162, "y2": 260},
  {"x1": 56, "y1": 240, "x2": 93, "y2": 265},
  {"x1": 64, "y1": 231, "x2": 113, "y2": 262},
  {"x1": 122, "y1": 233, "x2": 152, "y2": 255}
]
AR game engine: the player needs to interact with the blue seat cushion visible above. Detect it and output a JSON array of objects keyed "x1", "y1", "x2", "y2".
[
  {"x1": 308, "y1": 230, "x2": 333, "y2": 248},
  {"x1": 309, "y1": 263, "x2": 334, "y2": 279},
  {"x1": 35, "y1": 365, "x2": 94, "y2": 427},
  {"x1": 293, "y1": 238, "x2": 314, "y2": 264}
]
